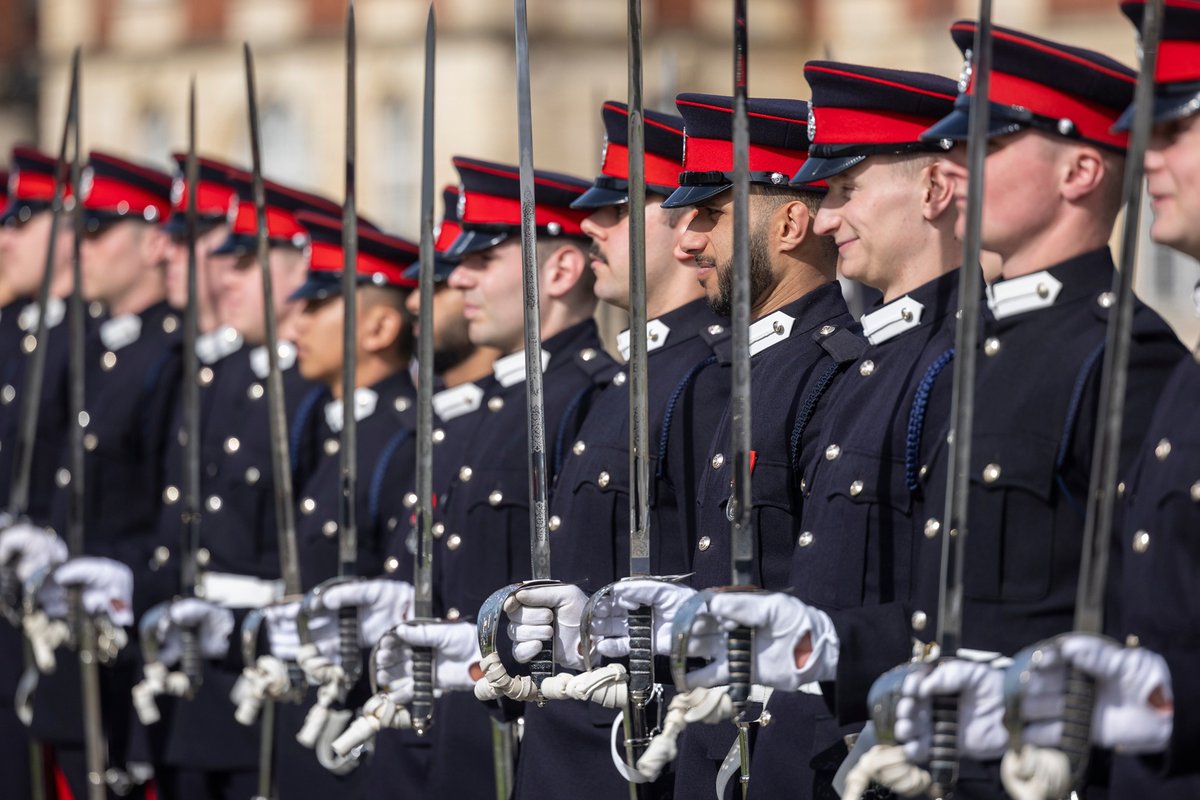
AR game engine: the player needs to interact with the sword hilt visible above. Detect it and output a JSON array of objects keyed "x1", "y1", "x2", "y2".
[
  {"x1": 627, "y1": 605, "x2": 653, "y2": 702},
  {"x1": 929, "y1": 692, "x2": 959, "y2": 800},
  {"x1": 410, "y1": 644, "x2": 434, "y2": 735},
  {"x1": 1061, "y1": 665, "x2": 1095, "y2": 790},
  {"x1": 338, "y1": 604, "x2": 361, "y2": 685},
  {"x1": 727, "y1": 625, "x2": 753, "y2": 718},
  {"x1": 180, "y1": 625, "x2": 203, "y2": 695},
  {"x1": 531, "y1": 641, "x2": 553, "y2": 704}
]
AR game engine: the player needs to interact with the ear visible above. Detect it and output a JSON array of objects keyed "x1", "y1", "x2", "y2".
[
  {"x1": 541, "y1": 243, "x2": 586, "y2": 300},
  {"x1": 360, "y1": 304, "x2": 404, "y2": 355},
  {"x1": 922, "y1": 159, "x2": 957, "y2": 221},
  {"x1": 774, "y1": 199, "x2": 814, "y2": 255},
  {"x1": 1060, "y1": 144, "x2": 1106, "y2": 203},
  {"x1": 142, "y1": 226, "x2": 171, "y2": 267}
]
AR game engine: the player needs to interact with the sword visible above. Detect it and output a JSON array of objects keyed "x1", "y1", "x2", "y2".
[
  {"x1": 1004, "y1": 1, "x2": 1165, "y2": 792},
  {"x1": 408, "y1": 1, "x2": 438, "y2": 736},
  {"x1": 65, "y1": 54, "x2": 109, "y2": 800},
  {"x1": 244, "y1": 42, "x2": 303, "y2": 800}
]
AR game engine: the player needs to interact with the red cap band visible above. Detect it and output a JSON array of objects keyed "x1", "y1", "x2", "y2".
[
  {"x1": 1157, "y1": 39, "x2": 1200, "y2": 84},
  {"x1": 460, "y1": 191, "x2": 588, "y2": 236},
  {"x1": 601, "y1": 141, "x2": 682, "y2": 188},
  {"x1": 228, "y1": 200, "x2": 308, "y2": 243},
  {"x1": 681, "y1": 136, "x2": 808, "y2": 179},
  {"x1": 82, "y1": 173, "x2": 170, "y2": 222}
]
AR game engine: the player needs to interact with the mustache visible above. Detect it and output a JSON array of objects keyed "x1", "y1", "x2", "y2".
[
  {"x1": 587, "y1": 243, "x2": 607, "y2": 265},
  {"x1": 693, "y1": 254, "x2": 717, "y2": 269}
]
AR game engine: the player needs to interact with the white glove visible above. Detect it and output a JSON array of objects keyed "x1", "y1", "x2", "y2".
[
  {"x1": 38, "y1": 557, "x2": 134, "y2": 627},
  {"x1": 1015, "y1": 634, "x2": 1173, "y2": 754},
  {"x1": 689, "y1": 592, "x2": 838, "y2": 691},
  {"x1": 588, "y1": 579, "x2": 698, "y2": 659},
  {"x1": 0, "y1": 523, "x2": 68, "y2": 584},
  {"x1": 156, "y1": 598, "x2": 235, "y2": 665},
  {"x1": 264, "y1": 601, "x2": 337, "y2": 661},
  {"x1": 505, "y1": 583, "x2": 588, "y2": 670},
  {"x1": 895, "y1": 657, "x2": 1008, "y2": 761},
  {"x1": 314, "y1": 579, "x2": 414, "y2": 649},
  {"x1": 375, "y1": 621, "x2": 482, "y2": 701}
]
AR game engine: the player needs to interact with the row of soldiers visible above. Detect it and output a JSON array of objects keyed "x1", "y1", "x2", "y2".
[{"x1": 0, "y1": 1, "x2": 1198, "y2": 798}]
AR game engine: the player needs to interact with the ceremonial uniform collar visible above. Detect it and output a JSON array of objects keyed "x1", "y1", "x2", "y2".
[
  {"x1": 493, "y1": 348, "x2": 551, "y2": 388},
  {"x1": 196, "y1": 325, "x2": 244, "y2": 365},
  {"x1": 860, "y1": 295, "x2": 925, "y2": 345},
  {"x1": 617, "y1": 318, "x2": 671, "y2": 361},
  {"x1": 18, "y1": 296, "x2": 66, "y2": 333},
  {"x1": 986, "y1": 247, "x2": 1115, "y2": 322},
  {"x1": 100, "y1": 313, "x2": 142, "y2": 351},
  {"x1": 748, "y1": 309, "x2": 795, "y2": 356},
  {"x1": 249, "y1": 341, "x2": 297, "y2": 378},
  {"x1": 617, "y1": 298, "x2": 722, "y2": 361},
  {"x1": 324, "y1": 387, "x2": 380, "y2": 433},
  {"x1": 432, "y1": 382, "x2": 486, "y2": 421},
  {"x1": 986, "y1": 270, "x2": 1064, "y2": 320}
]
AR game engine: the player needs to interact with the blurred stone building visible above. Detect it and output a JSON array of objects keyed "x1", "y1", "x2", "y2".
[{"x1": 15, "y1": 0, "x2": 1199, "y2": 343}]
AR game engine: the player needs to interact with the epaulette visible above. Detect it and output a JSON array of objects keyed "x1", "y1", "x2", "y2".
[
  {"x1": 699, "y1": 321, "x2": 731, "y2": 349},
  {"x1": 573, "y1": 346, "x2": 620, "y2": 384},
  {"x1": 814, "y1": 325, "x2": 867, "y2": 365}
]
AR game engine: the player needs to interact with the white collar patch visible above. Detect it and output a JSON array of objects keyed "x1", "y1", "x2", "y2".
[
  {"x1": 986, "y1": 271, "x2": 1063, "y2": 320},
  {"x1": 860, "y1": 295, "x2": 925, "y2": 345}
]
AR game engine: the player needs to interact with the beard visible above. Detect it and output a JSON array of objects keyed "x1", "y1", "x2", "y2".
[
  {"x1": 429, "y1": 319, "x2": 477, "y2": 374},
  {"x1": 706, "y1": 223, "x2": 775, "y2": 317}
]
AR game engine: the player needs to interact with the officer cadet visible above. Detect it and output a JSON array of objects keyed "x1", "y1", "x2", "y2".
[
  {"x1": 146, "y1": 173, "x2": 341, "y2": 799},
  {"x1": 826, "y1": 22, "x2": 1191, "y2": 799},
  {"x1": 995, "y1": 4, "x2": 1200, "y2": 797},
  {"x1": 10, "y1": 150, "x2": 179, "y2": 799},
  {"x1": 0, "y1": 147, "x2": 71, "y2": 800}
]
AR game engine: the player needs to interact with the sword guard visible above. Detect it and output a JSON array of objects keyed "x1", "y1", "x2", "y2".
[{"x1": 476, "y1": 579, "x2": 561, "y2": 704}]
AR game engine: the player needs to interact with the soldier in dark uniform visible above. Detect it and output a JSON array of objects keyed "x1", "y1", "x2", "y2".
[
  {"x1": 0, "y1": 148, "x2": 72, "y2": 800},
  {"x1": 145, "y1": 173, "x2": 342, "y2": 799},
  {"x1": 15, "y1": 151, "x2": 180, "y2": 799},
  {"x1": 502, "y1": 99, "x2": 716, "y2": 800}
]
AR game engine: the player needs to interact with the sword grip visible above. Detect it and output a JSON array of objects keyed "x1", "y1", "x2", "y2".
[
  {"x1": 531, "y1": 641, "x2": 553, "y2": 704},
  {"x1": 727, "y1": 625, "x2": 752, "y2": 718},
  {"x1": 180, "y1": 625, "x2": 203, "y2": 695},
  {"x1": 410, "y1": 644, "x2": 434, "y2": 734},
  {"x1": 627, "y1": 605, "x2": 653, "y2": 702},
  {"x1": 338, "y1": 604, "x2": 361, "y2": 685},
  {"x1": 929, "y1": 693, "x2": 959, "y2": 800},
  {"x1": 1061, "y1": 665, "x2": 1095, "y2": 790},
  {"x1": 288, "y1": 659, "x2": 306, "y2": 699}
]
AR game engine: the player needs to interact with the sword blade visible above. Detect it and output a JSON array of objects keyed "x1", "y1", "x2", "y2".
[
  {"x1": 244, "y1": 43, "x2": 302, "y2": 597},
  {"x1": 1073, "y1": 0, "x2": 1163, "y2": 635},
  {"x1": 514, "y1": 0, "x2": 551, "y2": 581},
  {"x1": 182, "y1": 77, "x2": 202, "y2": 597},
  {"x1": 339, "y1": 0, "x2": 359, "y2": 583}
]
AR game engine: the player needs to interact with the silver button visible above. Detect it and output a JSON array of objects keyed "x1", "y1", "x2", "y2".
[
  {"x1": 446, "y1": 607, "x2": 461, "y2": 621},
  {"x1": 612, "y1": 372, "x2": 627, "y2": 386},
  {"x1": 488, "y1": 490, "x2": 504, "y2": 506},
  {"x1": 459, "y1": 466, "x2": 473, "y2": 482},
  {"x1": 153, "y1": 546, "x2": 171, "y2": 566},
  {"x1": 21, "y1": 335, "x2": 36, "y2": 354},
  {"x1": 324, "y1": 438, "x2": 339, "y2": 456},
  {"x1": 707, "y1": 324, "x2": 724, "y2": 335},
  {"x1": 924, "y1": 518, "x2": 941, "y2": 539},
  {"x1": 711, "y1": 453, "x2": 725, "y2": 469},
  {"x1": 0, "y1": 385, "x2": 14, "y2": 404},
  {"x1": 89, "y1": 301, "x2": 104, "y2": 319},
  {"x1": 849, "y1": 480, "x2": 863, "y2": 497},
  {"x1": 598, "y1": 471, "x2": 610, "y2": 488},
  {"x1": 797, "y1": 531, "x2": 814, "y2": 548},
  {"x1": 394, "y1": 398, "x2": 411, "y2": 413},
  {"x1": 388, "y1": 517, "x2": 398, "y2": 530},
  {"x1": 1097, "y1": 291, "x2": 1115, "y2": 309},
  {"x1": 163, "y1": 315, "x2": 178, "y2": 334},
  {"x1": 799, "y1": 478, "x2": 807, "y2": 493},
  {"x1": 404, "y1": 492, "x2": 418, "y2": 509},
  {"x1": 163, "y1": 485, "x2": 180, "y2": 504},
  {"x1": 901, "y1": 309, "x2": 914, "y2": 322},
  {"x1": 911, "y1": 611, "x2": 928, "y2": 631},
  {"x1": 1125, "y1": 634, "x2": 1140, "y2": 648},
  {"x1": 198, "y1": 366, "x2": 214, "y2": 386},
  {"x1": 1036, "y1": 283, "x2": 1050, "y2": 299},
  {"x1": 196, "y1": 548, "x2": 210, "y2": 567},
  {"x1": 1191, "y1": 481, "x2": 1200, "y2": 503},
  {"x1": 56, "y1": 468, "x2": 70, "y2": 487},
  {"x1": 919, "y1": 465, "x2": 929, "y2": 480},
  {"x1": 819, "y1": 325, "x2": 836, "y2": 336},
  {"x1": 206, "y1": 495, "x2": 222, "y2": 513},
  {"x1": 1132, "y1": 530, "x2": 1150, "y2": 554},
  {"x1": 825, "y1": 444, "x2": 841, "y2": 461},
  {"x1": 697, "y1": 536, "x2": 711, "y2": 552},
  {"x1": 224, "y1": 436, "x2": 241, "y2": 454},
  {"x1": 572, "y1": 440, "x2": 586, "y2": 456},
  {"x1": 384, "y1": 556, "x2": 399, "y2": 574},
  {"x1": 79, "y1": 411, "x2": 90, "y2": 428},
  {"x1": 984, "y1": 337, "x2": 1001, "y2": 357},
  {"x1": 1155, "y1": 438, "x2": 1171, "y2": 461},
  {"x1": 859, "y1": 360, "x2": 875, "y2": 377},
  {"x1": 432, "y1": 522, "x2": 445, "y2": 539},
  {"x1": 101, "y1": 351, "x2": 118, "y2": 371},
  {"x1": 982, "y1": 463, "x2": 1002, "y2": 483},
  {"x1": 548, "y1": 515, "x2": 561, "y2": 532},
  {"x1": 301, "y1": 497, "x2": 316, "y2": 514},
  {"x1": 1117, "y1": 480, "x2": 1126, "y2": 497},
  {"x1": 322, "y1": 521, "x2": 338, "y2": 538},
  {"x1": 245, "y1": 467, "x2": 261, "y2": 485},
  {"x1": 83, "y1": 433, "x2": 98, "y2": 451},
  {"x1": 488, "y1": 397, "x2": 504, "y2": 412},
  {"x1": 432, "y1": 429, "x2": 445, "y2": 443},
  {"x1": 446, "y1": 533, "x2": 462, "y2": 551},
  {"x1": 580, "y1": 348, "x2": 597, "y2": 362},
  {"x1": 248, "y1": 383, "x2": 264, "y2": 400}
]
